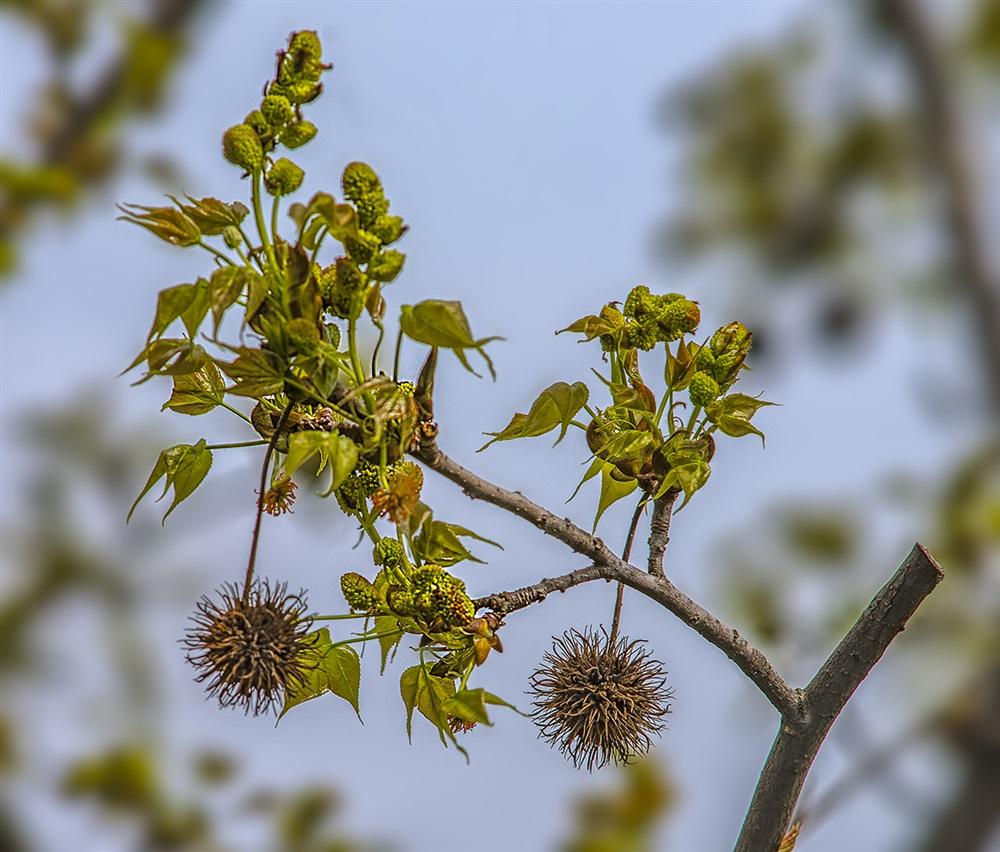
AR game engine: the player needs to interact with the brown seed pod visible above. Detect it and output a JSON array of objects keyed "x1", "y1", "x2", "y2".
[
  {"x1": 182, "y1": 581, "x2": 312, "y2": 716},
  {"x1": 529, "y1": 628, "x2": 672, "y2": 771}
]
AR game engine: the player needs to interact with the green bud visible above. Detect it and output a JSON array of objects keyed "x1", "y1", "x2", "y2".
[
  {"x1": 708, "y1": 321, "x2": 752, "y2": 387},
  {"x1": 621, "y1": 320, "x2": 657, "y2": 351},
  {"x1": 264, "y1": 158, "x2": 304, "y2": 196},
  {"x1": 289, "y1": 30, "x2": 322, "y2": 62},
  {"x1": 222, "y1": 226, "x2": 242, "y2": 249},
  {"x1": 371, "y1": 214, "x2": 406, "y2": 245},
  {"x1": 345, "y1": 229, "x2": 381, "y2": 264},
  {"x1": 281, "y1": 120, "x2": 317, "y2": 149},
  {"x1": 368, "y1": 249, "x2": 405, "y2": 283},
  {"x1": 261, "y1": 94, "x2": 295, "y2": 127},
  {"x1": 373, "y1": 538, "x2": 404, "y2": 569},
  {"x1": 341, "y1": 572, "x2": 381, "y2": 612},
  {"x1": 342, "y1": 162, "x2": 383, "y2": 203},
  {"x1": 656, "y1": 298, "x2": 701, "y2": 341},
  {"x1": 243, "y1": 109, "x2": 270, "y2": 138},
  {"x1": 222, "y1": 124, "x2": 263, "y2": 172},
  {"x1": 689, "y1": 370, "x2": 720, "y2": 407},
  {"x1": 397, "y1": 381, "x2": 415, "y2": 397},
  {"x1": 355, "y1": 194, "x2": 390, "y2": 230}
]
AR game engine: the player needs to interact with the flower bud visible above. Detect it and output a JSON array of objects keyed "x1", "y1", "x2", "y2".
[
  {"x1": 222, "y1": 124, "x2": 263, "y2": 172},
  {"x1": 243, "y1": 109, "x2": 270, "y2": 138},
  {"x1": 373, "y1": 538, "x2": 404, "y2": 569},
  {"x1": 371, "y1": 214, "x2": 406, "y2": 245},
  {"x1": 342, "y1": 161, "x2": 383, "y2": 203},
  {"x1": 281, "y1": 120, "x2": 317, "y2": 149},
  {"x1": 345, "y1": 229, "x2": 381, "y2": 264},
  {"x1": 341, "y1": 572, "x2": 381, "y2": 612},
  {"x1": 222, "y1": 226, "x2": 242, "y2": 249},
  {"x1": 689, "y1": 370, "x2": 720, "y2": 407},
  {"x1": 264, "y1": 158, "x2": 304, "y2": 196},
  {"x1": 261, "y1": 94, "x2": 295, "y2": 127}
]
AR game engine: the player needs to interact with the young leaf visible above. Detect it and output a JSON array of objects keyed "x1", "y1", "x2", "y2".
[
  {"x1": 128, "y1": 439, "x2": 213, "y2": 523},
  {"x1": 219, "y1": 347, "x2": 285, "y2": 398},
  {"x1": 147, "y1": 283, "x2": 197, "y2": 341},
  {"x1": 280, "y1": 629, "x2": 362, "y2": 720},
  {"x1": 593, "y1": 462, "x2": 638, "y2": 532},
  {"x1": 284, "y1": 431, "x2": 359, "y2": 490},
  {"x1": 162, "y1": 362, "x2": 225, "y2": 415},
  {"x1": 324, "y1": 645, "x2": 362, "y2": 719},
  {"x1": 706, "y1": 393, "x2": 777, "y2": 445},
  {"x1": 375, "y1": 615, "x2": 402, "y2": 674},
  {"x1": 399, "y1": 300, "x2": 502, "y2": 379},
  {"x1": 117, "y1": 203, "x2": 201, "y2": 246},
  {"x1": 175, "y1": 196, "x2": 248, "y2": 235},
  {"x1": 412, "y1": 519, "x2": 502, "y2": 566},
  {"x1": 441, "y1": 688, "x2": 493, "y2": 726},
  {"x1": 479, "y1": 381, "x2": 589, "y2": 451},
  {"x1": 209, "y1": 267, "x2": 248, "y2": 334}
]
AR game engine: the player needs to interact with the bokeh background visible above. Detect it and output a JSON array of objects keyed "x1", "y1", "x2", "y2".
[{"x1": 2, "y1": 1, "x2": 998, "y2": 850}]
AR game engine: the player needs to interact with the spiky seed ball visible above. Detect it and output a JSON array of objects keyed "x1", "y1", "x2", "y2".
[
  {"x1": 222, "y1": 124, "x2": 263, "y2": 172},
  {"x1": 183, "y1": 581, "x2": 312, "y2": 716},
  {"x1": 529, "y1": 628, "x2": 672, "y2": 772},
  {"x1": 688, "y1": 370, "x2": 720, "y2": 407}
]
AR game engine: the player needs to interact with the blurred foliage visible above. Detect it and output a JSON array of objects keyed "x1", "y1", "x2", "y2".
[
  {"x1": 0, "y1": 0, "x2": 202, "y2": 278},
  {"x1": 663, "y1": 0, "x2": 1000, "y2": 846},
  {"x1": 559, "y1": 760, "x2": 674, "y2": 852}
]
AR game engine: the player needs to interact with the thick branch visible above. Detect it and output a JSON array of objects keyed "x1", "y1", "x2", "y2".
[
  {"x1": 733, "y1": 544, "x2": 943, "y2": 852},
  {"x1": 647, "y1": 490, "x2": 678, "y2": 577}
]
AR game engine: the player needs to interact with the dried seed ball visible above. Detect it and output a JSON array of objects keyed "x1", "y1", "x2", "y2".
[
  {"x1": 529, "y1": 628, "x2": 671, "y2": 771},
  {"x1": 261, "y1": 94, "x2": 295, "y2": 127},
  {"x1": 222, "y1": 124, "x2": 263, "y2": 172},
  {"x1": 264, "y1": 158, "x2": 304, "y2": 196},
  {"x1": 340, "y1": 572, "x2": 381, "y2": 612},
  {"x1": 281, "y1": 120, "x2": 317, "y2": 149},
  {"x1": 183, "y1": 581, "x2": 312, "y2": 716},
  {"x1": 688, "y1": 370, "x2": 720, "y2": 407}
]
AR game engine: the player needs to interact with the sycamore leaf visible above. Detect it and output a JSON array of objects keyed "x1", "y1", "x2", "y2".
[
  {"x1": 441, "y1": 688, "x2": 493, "y2": 726},
  {"x1": 593, "y1": 462, "x2": 638, "y2": 532},
  {"x1": 209, "y1": 267, "x2": 249, "y2": 334},
  {"x1": 280, "y1": 629, "x2": 362, "y2": 720},
  {"x1": 556, "y1": 304, "x2": 623, "y2": 342},
  {"x1": 375, "y1": 615, "x2": 402, "y2": 674},
  {"x1": 412, "y1": 519, "x2": 502, "y2": 566},
  {"x1": 162, "y1": 362, "x2": 225, "y2": 415},
  {"x1": 147, "y1": 283, "x2": 197, "y2": 341},
  {"x1": 284, "y1": 431, "x2": 359, "y2": 490},
  {"x1": 567, "y1": 456, "x2": 603, "y2": 503},
  {"x1": 400, "y1": 300, "x2": 502, "y2": 379},
  {"x1": 219, "y1": 347, "x2": 285, "y2": 398},
  {"x1": 128, "y1": 440, "x2": 212, "y2": 523},
  {"x1": 479, "y1": 381, "x2": 589, "y2": 451},
  {"x1": 706, "y1": 393, "x2": 777, "y2": 446}
]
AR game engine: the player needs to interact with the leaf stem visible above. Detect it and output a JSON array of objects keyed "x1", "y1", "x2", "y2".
[
  {"x1": 219, "y1": 400, "x2": 253, "y2": 424},
  {"x1": 392, "y1": 328, "x2": 405, "y2": 381},
  {"x1": 251, "y1": 170, "x2": 278, "y2": 274},
  {"x1": 206, "y1": 439, "x2": 267, "y2": 450},
  {"x1": 197, "y1": 240, "x2": 236, "y2": 266}
]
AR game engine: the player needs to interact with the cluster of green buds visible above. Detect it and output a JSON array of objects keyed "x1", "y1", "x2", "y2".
[
  {"x1": 318, "y1": 162, "x2": 408, "y2": 321},
  {"x1": 693, "y1": 321, "x2": 753, "y2": 397},
  {"x1": 605, "y1": 286, "x2": 701, "y2": 352},
  {"x1": 222, "y1": 30, "x2": 329, "y2": 188},
  {"x1": 340, "y1": 562, "x2": 475, "y2": 634}
]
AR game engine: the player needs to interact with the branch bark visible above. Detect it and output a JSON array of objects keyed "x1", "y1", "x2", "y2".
[
  {"x1": 733, "y1": 544, "x2": 943, "y2": 852},
  {"x1": 647, "y1": 490, "x2": 678, "y2": 577}
]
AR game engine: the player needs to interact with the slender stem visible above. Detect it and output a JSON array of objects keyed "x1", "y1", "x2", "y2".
[
  {"x1": 392, "y1": 328, "x2": 404, "y2": 381},
  {"x1": 312, "y1": 613, "x2": 370, "y2": 621},
  {"x1": 686, "y1": 404, "x2": 701, "y2": 433},
  {"x1": 608, "y1": 498, "x2": 645, "y2": 646},
  {"x1": 219, "y1": 400, "x2": 253, "y2": 424},
  {"x1": 332, "y1": 629, "x2": 403, "y2": 648},
  {"x1": 251, "y1": 170, "x2": 278, "y2": 274},
  {"x1": 309, "y1": 225, "x2": 329, "y2": 268},
  {"x1": 371, "y1": 319, "x2": 386, "y2": 376},
  {"x1": 197, "y1": 240, "x2": 236, "y2": 266},
  {"x1": 242, "y1": 402, "x2": 294, "y2": 601},
  {"x1": 206, "y1": 439, "x2": 267, "y2": 450},
  {"x1": 270, "y1": 193, "x2": 280, "y2": 248},
  {"x1": 348, "y1": 317, "x2": 366, "y2": 384}
]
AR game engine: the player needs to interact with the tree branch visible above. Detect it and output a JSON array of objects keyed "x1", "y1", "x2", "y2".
[
  {"x1": 733, "y1": 544, "x2": 944, "y2": 852},
  {"x1": 647, "y1": 490, "x2": 678, "y2": 577}
]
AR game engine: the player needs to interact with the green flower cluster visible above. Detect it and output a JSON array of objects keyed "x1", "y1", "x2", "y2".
[
  {"x1": 319, "y1": 162, "x2": 408, "y2": 320},
  {"x1": 341, "y1": 572, "x2": 381, "y2": 612},
  {"x1": 620, "y1": 286, "x2": 701, "y2": 351},
  {"x1": 373, "y1": 538, "x2": 404, "y2": 569},
  {"x1": 694, "y1": 320, "x2": 753, "y2": 395},
  {"x1": 221, "y1": 30, "x2": 328, "y2": 188},
  {"x1": 335, "y1": 459, "x2": 382, "y2": 513},
  {"x1": 388, "y1": 565, "x2": 475, "y2": 631}
]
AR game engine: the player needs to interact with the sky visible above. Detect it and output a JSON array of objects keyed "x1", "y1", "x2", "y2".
[{"x1": 0, "y1": 2, "x2": 968, "y2": 850}]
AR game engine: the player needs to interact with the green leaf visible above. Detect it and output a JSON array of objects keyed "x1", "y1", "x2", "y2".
[
  {"x1": 441, "y1": 688, "x2": 493, "y2": 726},
  {"x1": 117, "y1": 203, "x2": 200, "y2": 246},
  {"x1": 128, "y1": 440, "x2": 213, "y2": 523},
  {"x1": 556, "y1": 304, "x2": 623, "y2": 342},
  {"x1": 412, "y1": 519, "x2": 502, "y2": 567},
  {"x1": 175, "y1": 196, "x2": 248, "y2": 235},
  {"x1": 284, "y1": 431, "x2": 359, "y2": 490},
  {"x1": 399, "y1": 666, "x2": 463, "y2": 754},
  {"x1": 209, "y1": 267, "x2": 248, "y2": 334},
  {"x1": 375, "y1": 615, "x2": 402, "y2": 674},
  {"x1": 479, "y1": 381, "x2": 589, "y2": 450},
  {"x1": 280, "y1": 629, "x2": 362, "y2": 720},
  {"x1": 399, "y1": 300, "x2": 502, "y2": 379},
  {"x1": 162, "y1": 362, "x2": 225, "y2": 415},
  {"x1": 181, "y1": 278, "x2": 212, "y2": 338},
  {"x1": 147, "y1": 282, "x2": 197, "y2": 341},
  {"x1": 706, "y1": 393, "x2": 777, "y2": 445},
  {"x1": 219, "y1": 347, "x2": 285, "y2": 398},
  {"x1": 593, "y1": 462, "x2": 638, "y2": 532},
  {"x1": 567, "y1": 456, "x2": 603, "y2": 503},
  {"x1": 400, "y1": 665, "x2": 421, "y2": 741}
]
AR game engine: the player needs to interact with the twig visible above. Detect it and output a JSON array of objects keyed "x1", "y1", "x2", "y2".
[
  {"x1": 609, "y1": 499, "x2": 645, "y2": 645},
  {"x1": 647, "y1": 490, "x2": 678, "y2": 578},
  {"x1": 733, "y1": 544, "x2": 943, "y2": 852},
  {"x1": 243, "y1": 402, "x2": 293, "y2": 600}
]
